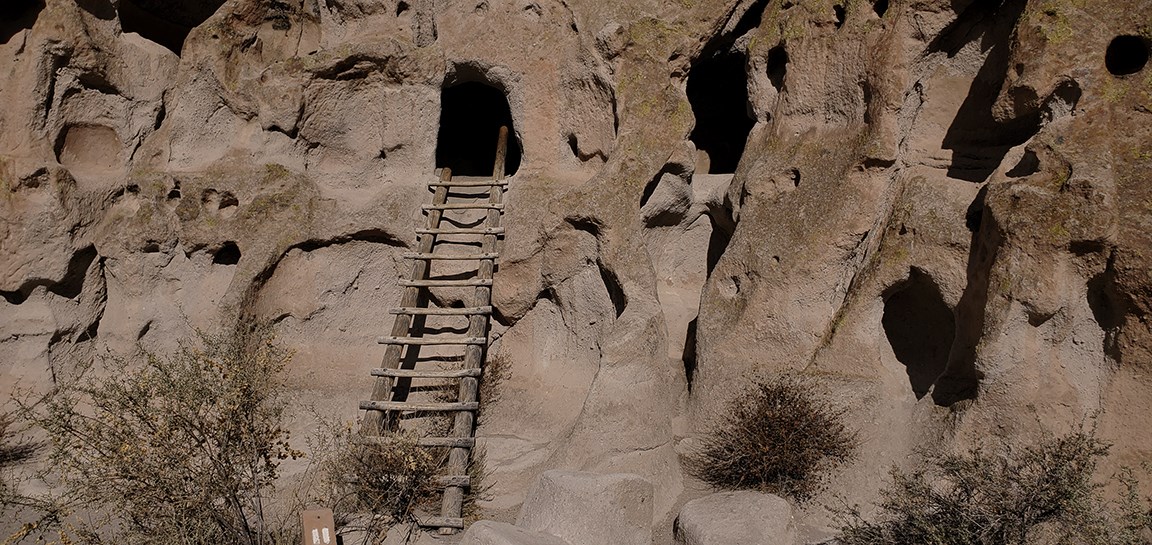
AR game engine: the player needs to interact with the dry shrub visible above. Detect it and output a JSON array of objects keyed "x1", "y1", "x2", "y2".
[
  {"x1": 317, "y1": 427, "x2": 442, "y2": 542},
  {"x1": 0, "y1": 415, "x2": 35, "y2": 469},
  {"x1": 839, "y1": 429, "x2": 1152, "y2": 545},
  {"x1": 11, "y1": 328, "x2": 301, "y2": 545},
  {"x1": 686, "y1": 375, "x2": 856, "y2": 501},
  {"x1": 316, "y1": 426, "x2": 492, "y2": 541}
]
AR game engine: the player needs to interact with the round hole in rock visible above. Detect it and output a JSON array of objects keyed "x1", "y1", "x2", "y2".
[
  {"x1": 118, "y1": 0, "x2": 226, "y2": 55},
  {"x1": 882, "y1": 268, "x2": 955, "y2": 399},
  {"x1": 1105, "y1": 35, "x2": 1149, "y2": 76},
  {"x1": 436, "y1": 81, "x2": 522, "y2": 176},
  {"x1": 212, "y1": 241, "x2": 241, "y2": 265},
  {"x1": 687, "y1": 50, "x2": 754, "y2": 174}
]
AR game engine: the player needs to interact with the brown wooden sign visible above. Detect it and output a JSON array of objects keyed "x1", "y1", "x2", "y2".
[{"x1": 302, "y1": 508, "x2": 336, "y2": 545}]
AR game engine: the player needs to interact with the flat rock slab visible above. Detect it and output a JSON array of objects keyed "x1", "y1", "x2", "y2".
[
  {"x1": 674, "y1": 491, "x2": 797, "y2": 545},
  {"x1": 460, "y1": 521, "x2": 572, "y2": 545},
  {"x1": 516, "y1": 470, "x2": 654, "y2": 545}
]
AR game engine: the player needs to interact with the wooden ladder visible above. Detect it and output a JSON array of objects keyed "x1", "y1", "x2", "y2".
[{"x1": 359, "y1": 126, "x2": 510, "y2": 534}]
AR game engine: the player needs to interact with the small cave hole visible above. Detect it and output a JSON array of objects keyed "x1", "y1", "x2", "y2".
[
  {"x1": 882, "y1": 268, "x2": 956, "y2": 400},
  {"x1": 687, "y1": 49, "x2": 754, "y2": 174},
  {"x1": 766, "y1": 45, "x2": 788, "y2": 93},
  {"x1": 567, "y1": 134, "x2": 580, "y2": 160},
  {"x1": 1006, "y1": 149, "x2": 1040, "y2": 178},
  {"x1": 396, "y1": 1, "x2": 410, "y2": 16},
  {"x1": 167, "y1": 181, "x2": 181, "y2": 199},
  {"x1": 218, "y1": 191, "x2": 238, "y2": 209},
  {"x1": 436, "y1": 81, "x2": 522, "y2": 176},
  {"x1": 1087, "y1": 269, "x2": 1125, "y2": 360},
  {"x1": 1087, "y1": 272, "x2": 1124, "y2": 331},
  {"x1": 1105, "y1": 35, "x2": 1150, "y2": 76},
  {"x1": 212, "y1": 241, "x2": 241, "y2": 265},
  {"x1": 118, "y1": 0, "x2": 227, "y2": 55},
  {"x1": 787, "y1": 167, "x2": 800, "y2": 187},
  {"x1": 833, "y1": 4, "x2": 846, "y2": 28},
  {"x1": 872, "y1": 0, "x2": 888, "y2": 18}
]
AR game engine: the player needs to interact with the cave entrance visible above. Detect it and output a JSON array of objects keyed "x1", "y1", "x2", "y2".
[
  {"x1": 1106, "y1": 35, "x2": 1150, "y2": 76},
  {"x1": 118, "y1": 0, "x2": 226, "y2": 55},
  {"x1": 882, "y1": 268, "x2": 956, "y2": 399},
  {"x1": 686, "y1": 49, "x2": 754, "y2": 174},
  {"x1": 436, "y1": 81, "x2": 522, "y2": 177}
]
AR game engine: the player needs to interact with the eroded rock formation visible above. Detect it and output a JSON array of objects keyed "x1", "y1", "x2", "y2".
[{"x1": 2, "y1": 0, "x2": 1150, "y2": 541}]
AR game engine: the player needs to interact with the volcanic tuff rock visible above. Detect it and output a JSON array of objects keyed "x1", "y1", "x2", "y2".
[{"x1": 2, "y1": 0, "x2": 1151, "y2": 541}]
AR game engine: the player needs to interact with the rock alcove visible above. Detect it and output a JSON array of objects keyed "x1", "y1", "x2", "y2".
[{"x1": 436, "y1": 81, "x2": 522, "y2": 176}]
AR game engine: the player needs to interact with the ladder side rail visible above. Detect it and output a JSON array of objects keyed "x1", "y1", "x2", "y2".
[
  {"x1": 439, "y1": 126, "x2": 508, "y2": 534},
  {"x1": 360, "y1": 168, "x2": 453, "y2": 436}
]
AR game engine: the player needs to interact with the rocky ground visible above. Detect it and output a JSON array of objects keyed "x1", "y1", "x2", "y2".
[{"x1": 2, "y1": 0, "x2": 1151, "y2": 543}]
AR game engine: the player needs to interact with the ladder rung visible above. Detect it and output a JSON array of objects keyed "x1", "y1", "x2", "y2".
[
  {"x1": 370, "y1": 368, "x2": 482, "y2": 379},
  {"x1": 359, "y1": 401, "x2": 479, "y2": 412},
  {"x1": 355, "y1": 435, "x2": 476, "y2": 448},
  {"x1": 399, "y1": 279, "x2": 493, "y2": 287},
  {"x1": 417, "y1": 437, "x2": 475, "y2": 448},
  {"x1": 415, "y1": 227, "x2": 505, "y2": 235},
  {"x1": 390, "y1": 306, "x2": 493, "y2": 316},
  {"x1": 422, "y1": 203, "x2": 505, "y2": 211},
  {"x1": 436, "y1": 475, "x2": 471, "y2": 487},
  {"x1": 427, "y1": 181, "x2": 508, "y2": 187},
  {"x1": 416, "y1": 516, "x2": 464, "y2": 529},
  {"x1": 402, "y1": 252, "x2": 499, "y2": 260},
  {"x1": 377, "y1": 336, "x2": 487, "y2": 345}
]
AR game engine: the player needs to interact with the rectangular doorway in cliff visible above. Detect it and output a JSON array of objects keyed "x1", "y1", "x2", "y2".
[
  {"x1": 436, "y1": 80, "x2": 522, "y2": 176},
  {"x1": 684, "y1": 0, "x2": 764, "y2": 174},
  {"x1": 117, "y1": 0, "x2": 226, "y2": 55}
]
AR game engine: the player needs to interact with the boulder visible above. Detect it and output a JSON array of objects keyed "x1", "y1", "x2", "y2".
[
  {"x1": 674, "y1": 491, "x2": 797, "y2": 545},
  {"x1": 516, "y1": 470, "x2": 654, "y2": 545},
  {"x1": 460, "y1": 521, "x2": 571, "y2": 545}
]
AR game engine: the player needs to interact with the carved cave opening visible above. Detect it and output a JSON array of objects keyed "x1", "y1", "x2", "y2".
[
  {"x1": 873, "y1": 0, "x2": 888, "y2": 18},
  {"x1": 1106, "y1": 35, "x2": 1150, "y2": 76},
  {"x1": 687, "y1": 49, "x2": 754, "y2": 174},
  {"x1": 436, "y1": 81, "x2": 522, "y2": 176},
  {"x1": 882, "y1": 268, "x2": 956, "y2": 399},
  {"x1": 767, "y1": 45, "x2": 788, "y2": 92},
  {"x1": 685, "y1": 0, "x2": 766, "y2": 175},
  {"x1": 118, "y1": 0, "x2": 226, "y2": 55},
  {"x1": 212, "y1": 241, "x2": 242, "y2": 265}
]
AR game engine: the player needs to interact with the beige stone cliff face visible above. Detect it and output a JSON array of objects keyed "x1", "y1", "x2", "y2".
[{"x1": 1, "y1": 0, "x2": 1150, "y2": 537}]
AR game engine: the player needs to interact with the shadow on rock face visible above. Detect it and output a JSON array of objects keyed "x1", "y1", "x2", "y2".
[{"x1": 937, "y1": 0, "x2": 1037, "y2": 183}]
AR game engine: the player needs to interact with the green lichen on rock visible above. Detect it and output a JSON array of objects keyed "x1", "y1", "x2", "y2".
[{"x1": 1029, "y1": 0, "x2": 1088, "y2": 45}]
